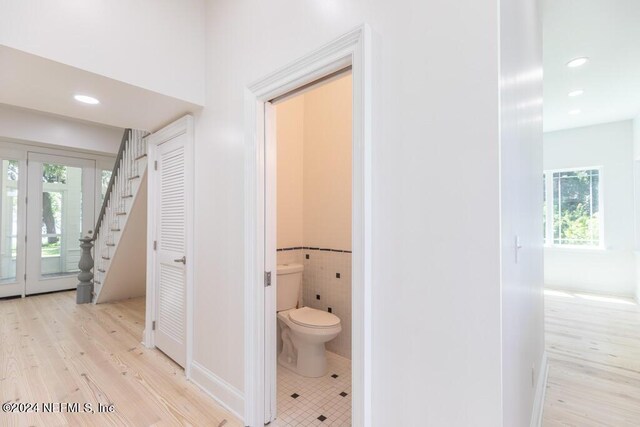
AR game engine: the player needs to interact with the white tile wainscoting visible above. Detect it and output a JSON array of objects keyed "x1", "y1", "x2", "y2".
[{"x1": 277, "y1": 248, "x2": 352, "y2": 359}]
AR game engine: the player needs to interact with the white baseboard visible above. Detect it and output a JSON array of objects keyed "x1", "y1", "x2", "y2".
[
  {"x1": 530, "y1": 352, "x2": 549, "y2": 427},
  {"x1": 190, "y1": 360, "x2": 245, "y2": 422}
]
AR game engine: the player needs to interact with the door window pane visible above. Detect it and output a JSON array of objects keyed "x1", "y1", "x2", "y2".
[
  {"x1": 0, "y1": 160, "x2": 19, "y2": 282},
  {"x1": 41, "y1": 163, "x2": 83, "y2": 276},
  {"x1": 101, "y1": 169, "x2": 112, "y2": 202}
]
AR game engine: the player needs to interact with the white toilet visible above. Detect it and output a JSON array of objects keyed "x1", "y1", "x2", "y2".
[{"x1": 277, "y1": 263, "x2": 341, "y2": 377}]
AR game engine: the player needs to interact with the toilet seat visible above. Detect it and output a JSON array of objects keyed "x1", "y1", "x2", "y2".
[{"x1": 289, "y1": 307, "x2": 340, "y2": 329}]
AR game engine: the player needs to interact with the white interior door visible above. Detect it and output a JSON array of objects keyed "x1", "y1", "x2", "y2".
[
  {"x1": 152, "y1": 134, "x2": 187, "y2": 367},
  {"x1": 26, "y1": 153, "x2": 95, "y2": 295}
]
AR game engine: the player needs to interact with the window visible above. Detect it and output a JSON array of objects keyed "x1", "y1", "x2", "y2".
[
  {"x1": 1, "y1": 159, "x2": 19, "y2": 282},
  {"x1": 101, "y1": 169, "x2": 112, "y2": 202},
  {"x1": 543, "y1": 168, "x2": 602, "y2": 247}
]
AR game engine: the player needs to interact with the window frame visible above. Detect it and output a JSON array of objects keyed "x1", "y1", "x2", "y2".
[{"x1": 543, "y1": 166, "x2": 605, "y2": 249}]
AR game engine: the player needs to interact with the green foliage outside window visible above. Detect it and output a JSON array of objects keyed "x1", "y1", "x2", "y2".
[{"x1": 544, "y1": 169, "x2": 600, "y2": 246}]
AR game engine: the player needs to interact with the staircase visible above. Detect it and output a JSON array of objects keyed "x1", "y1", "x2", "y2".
[{"x1": 91, "y1": 129, "x2": 148, "y2": 303}]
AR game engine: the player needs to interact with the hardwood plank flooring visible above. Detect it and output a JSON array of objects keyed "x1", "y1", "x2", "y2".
[
  {"x1": 543, "y1": 289, "x2": 640, "y2": 426},
  {"x1": 0, "y1": 291, "x2": 241, "y2": 427}
]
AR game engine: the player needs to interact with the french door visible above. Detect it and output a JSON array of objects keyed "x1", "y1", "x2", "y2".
[{"x1": 25, "y1": 153, "x2": 95, "y2": 295}]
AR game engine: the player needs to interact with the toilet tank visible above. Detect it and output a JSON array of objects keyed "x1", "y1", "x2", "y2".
[{"x1": 277, "y1": 263, "x2": 303, "y2": 312}]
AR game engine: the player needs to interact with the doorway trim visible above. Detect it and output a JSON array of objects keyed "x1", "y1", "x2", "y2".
[
  {"x1": 144, "y1": 115, "x2": 195, "y2": 378},
  {"x1": 244, "y1": 25, "x2": 372, "y2": 426}
]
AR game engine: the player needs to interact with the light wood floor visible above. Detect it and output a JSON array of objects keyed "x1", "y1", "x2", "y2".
[
  {"x1": 0, "y1": 291, "x2": 241, "y2": 427},
  {"x1": 543, "y1": 290, "x2": 640, "y2": 426}
]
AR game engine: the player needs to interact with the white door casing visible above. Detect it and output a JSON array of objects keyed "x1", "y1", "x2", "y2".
[
  {"x1": 244, "y1": 25, "x2": 372, "y2": 427},
  {"x1": 145, "y1": 115, "x2": 194, "y2": 375}
]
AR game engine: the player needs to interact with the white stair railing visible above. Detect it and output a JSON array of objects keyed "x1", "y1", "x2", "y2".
[{"x1": 77, "y1": 129, "x2": 148, "y2": 303}]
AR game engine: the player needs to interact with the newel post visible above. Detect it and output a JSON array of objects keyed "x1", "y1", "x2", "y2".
[{"x1": 77, "y1": 235, "x2": 95, "y2": 304}]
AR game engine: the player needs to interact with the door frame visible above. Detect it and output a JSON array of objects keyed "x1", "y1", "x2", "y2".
[
  {"x1": 26, "y1": 152, "x2": 96, "y2": 295},
  {"x1": 244, "y1": 25, "x2": 372, "y2": 426},
  {"x1": 144, "y1": 115, "x2": 195, "y2": 377}
]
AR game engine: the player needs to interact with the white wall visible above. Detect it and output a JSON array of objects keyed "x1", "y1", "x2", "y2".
[
  {"x1": 303, "y1": 75, "x2": 352, "y2": 251},
  {"x1": 276, "y1": 75, "x2": 353, "y2": 252},
  {"x1": 500, "y1": 0, "x2": 545, "y2": 425},
  {"x1": 0, "y1": 104, "x2": 123, "y2": 154},
  {"x1": 193, "y1": 1, "x2": 542, "y2": 426},
  {"x1": 276, "y1": 96, "x2": 305, "y2": 249},
  {"x1": 544, "y1": 120, "x2": 636, "y2": 296},
  {"x1": 0, "y1": 0, "x2": 206, "y2": 105}
]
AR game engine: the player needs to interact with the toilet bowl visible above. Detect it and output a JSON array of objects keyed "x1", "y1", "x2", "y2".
[
  {"x1": 276, "y1": 263, "x2": 342, "y2": 377},
  {"x1": 278, "y1": 307, "x2": 341, "y2": 377}
]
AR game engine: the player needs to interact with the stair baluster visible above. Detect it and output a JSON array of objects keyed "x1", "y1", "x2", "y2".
[{"x1": 77, "y1": 129, "x2": 148, "y2": 304}]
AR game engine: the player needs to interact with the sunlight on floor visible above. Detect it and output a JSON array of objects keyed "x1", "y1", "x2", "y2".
[
  {"x1": 544, "y1": 288, "x2": 636, "y2": 306},
  {"x1": 543, "y1": 289, "x2": 574, "y2": 298},
  {"x1": 574, "y1": 292, "x2": 636, "y2": 305}
]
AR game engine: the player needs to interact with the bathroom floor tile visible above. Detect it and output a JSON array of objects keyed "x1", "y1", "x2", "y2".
[{"x1": 273, "y1": 352, "x2": 352, "y2": 426}]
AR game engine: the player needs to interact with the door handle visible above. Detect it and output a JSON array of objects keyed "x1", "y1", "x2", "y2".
[{"x1": 174, "y1": 256, "x2": 186, "y2": 264}]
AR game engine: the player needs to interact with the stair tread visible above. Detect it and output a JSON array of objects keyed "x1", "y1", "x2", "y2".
[
  {"x1": 134, "y1": 154, "x2": 148, "y2": 160},
  {"x1": 128, "y1": 175, "x2": 140, "y2": 180},
  {"x1": 101, "y1": 256, "x2": 110, "y2": 260}
]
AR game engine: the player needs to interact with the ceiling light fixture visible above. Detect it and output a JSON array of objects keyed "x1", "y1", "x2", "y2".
[
  {"x1": 74, "y1": 94, "x2": 100, "y2": 105},
  {"x1": 568, "y1": 89, "x2": 584, "y2": 97},
  {"x1": 568, "y1": 109, "x2": 581, "y2": 115},
  {"x1": 566, "y1": 57, "x2": 589, "y2": 68}
]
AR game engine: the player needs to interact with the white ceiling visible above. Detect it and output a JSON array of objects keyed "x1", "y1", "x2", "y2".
[
  {"x1": 543, "y1": 0, "x2": 640, "y2": 132},
  {"x1": 0, "y1": 45, "x2": 201, "y2": 132}
]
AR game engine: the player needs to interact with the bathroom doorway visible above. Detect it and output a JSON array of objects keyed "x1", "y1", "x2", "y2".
[
  {"x1": 243, "y1": 26, "x2": 371, "y2": 427},
  {"x1": 267, "y1": 72, "x2": 353, "y2": 425}
]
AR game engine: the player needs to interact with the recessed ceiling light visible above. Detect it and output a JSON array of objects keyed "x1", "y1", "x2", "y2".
[
  {"x1": 568, "y1": 109, "x2": 581, "y2": 115},
  {"x1": 74, "y1": 94, "x2": 100, "y2": 105},
  {"x1": 566, "y1": 57, "x2": 589, "y2": 68},
  {"x1": 568, "y1": 89, "x2": 584, "y2": 97}
]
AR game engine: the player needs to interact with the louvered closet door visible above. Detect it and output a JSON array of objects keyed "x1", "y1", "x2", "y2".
[{"x1": 154, "y1": 134, "x2": 187, "y2": 367}]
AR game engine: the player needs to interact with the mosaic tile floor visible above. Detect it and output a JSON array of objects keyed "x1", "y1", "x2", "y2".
[{"x1": 273, "y1": 352, "x2": 351, "y2": 426}]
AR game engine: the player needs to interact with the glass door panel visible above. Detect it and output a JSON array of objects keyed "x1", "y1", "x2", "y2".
[
  {"x1": 1, "y1": 160, "x2": 19, "y2": 281},
  {"x1": 0, "y1": 156, "x2": 25, "y2": 298},
  {"x1": 26, "y1": 153, "x2": 95, "y2": 295},
  {"x1": 40, "y1": 164, "x2": 83, "y2": 277}
]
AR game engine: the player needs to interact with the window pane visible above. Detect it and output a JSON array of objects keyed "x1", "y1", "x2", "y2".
[
  {"x1": 0, "y1": 160, "x2": 19, "y2": 282},
  {"x1": 552, "y1": 169, "x2": 600, "y2": 246},
  {"x1": 101, "y1": 169, "x2": 112, "y2": 202},
  {"x1": 543, "y1": 175, "x2": 547, "y2": 244},
  {"x1": 41, "y1": 163, "x2": 83, "y2": 277}
]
